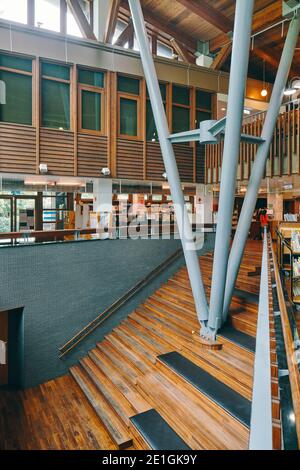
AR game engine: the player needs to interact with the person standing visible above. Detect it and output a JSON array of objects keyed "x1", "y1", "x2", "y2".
[{"x1": 259, "y1": 208, "x2": 269, "y2": 239}]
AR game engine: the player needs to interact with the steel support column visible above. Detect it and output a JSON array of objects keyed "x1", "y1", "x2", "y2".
[
  {"x1": 223, "y1": 13, "x2": 300, "y2": 321},
  {"x1": 207, "y1": 0, "x2": 254, "y2": 335},
  {"x1": 128, "y1": 0, "x2": 209, "y2": 329}
]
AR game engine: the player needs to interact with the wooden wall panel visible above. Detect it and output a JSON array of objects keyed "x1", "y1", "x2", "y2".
[
  {"x1": 146, "y1": 142, "x2": 165, "y2": 181},
  {"x1": 173, "y1": 143, "x2": 193, "y2": 183},
  {"x1": 116, "y1": 139, "x2": 144, "y2": 180},
  {"x1": 196, "y1": 144, "x2": 205, "y2": 184},
  {"x1": 77, "y1": 134, "x2": 108, "y2": 177},
  {"x1": 39, "y1": 129, "x2": 74, "y2": 176},
  {"x1": 0, "y1": 123, "x2": 36, "y2": 174}
]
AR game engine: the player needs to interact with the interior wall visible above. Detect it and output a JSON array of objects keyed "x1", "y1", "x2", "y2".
[{"x1": 0, "y1": 20, "x2": 269, "y2": 98}]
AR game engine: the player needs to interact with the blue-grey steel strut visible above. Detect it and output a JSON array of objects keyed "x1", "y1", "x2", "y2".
[
  {"x1": 222, "y1": 13, "x2": 300, "y2": 321},
  {"x1": 208, "y1": 0, "x2": 255, "y2": 335},
  {"x1": 128, "y1": 0, "x2": 209, "y2": 331}
]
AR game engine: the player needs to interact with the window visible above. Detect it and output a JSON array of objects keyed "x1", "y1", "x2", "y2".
[
  {"x1": 112, "y1": 20, "x2": 127, "y2": 45},
  {"x1": 172, "y1": 85, "x2": 190, "y2": 133},
  {"x1": 195, "y1": 89, "x2": 213, "y2": 126},
  {"x1": 78, "y1": 68, "x2": 105, "y2": 133},
  {"x1": 117, "y1": 75, "x2": 140, "y2": 138},
  {"x1": 0, "y1": 0, "x2": 27, "y2": 24},
  {"x1": 41, "y1": 62, "x2": 71, "y2": 129},
  {"x1": 146, "y1": 83, "x2": 167, "y2": 141},
  {"x1": 35, "y1": 0, "x2": 60, "y2": 32},
  {"x1": 157, "y1": 41, "x2": 173, "y2": 59},
  {"x1": 117, "y1": 76, "x2": 140, "y2": 95},
  {"x1": 0, "y1": 53, "x2": 32, "y2": 125},
  {"x1": 67, "y1": 1, "x2": 91, "y2": 37}
]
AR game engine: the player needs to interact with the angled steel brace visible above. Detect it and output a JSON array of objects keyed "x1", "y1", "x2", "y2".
[
  {"x1": 208, "y1": 0, "x2": 255, "y2": 338},
  {"x1": 168, "y1": 117, "x2": 265, "y2": 145},
  {"x1": 128, "y1": 0, "x2": 209, "y2": 333},
  {"x1": 222, "y1": 13, "x2": 300, "y2": 321}
]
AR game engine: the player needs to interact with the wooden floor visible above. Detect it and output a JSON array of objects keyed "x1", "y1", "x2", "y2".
[{"x1": 0, "y1": 241, "x2": 262, "y2": 450}]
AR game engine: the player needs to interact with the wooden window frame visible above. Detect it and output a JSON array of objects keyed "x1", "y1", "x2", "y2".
[
  {"x1": 172, "y1": 84, "x2": 191, "y2": 134},
  {"x1": 117, "y1": 92, "x2": 141, "y2": 141},
  {"x1": 77, "y1": 68, "x2": 106, "y2": 136},
  {"x1": 40, "y1": 60, "x2": 72, "y2": 131},
  {"x1": 145, "y1": 81, "x2": 167, "y2": 142},
  {"x1": 0, "y1": 53, "x2": 34, "y2": 127}
]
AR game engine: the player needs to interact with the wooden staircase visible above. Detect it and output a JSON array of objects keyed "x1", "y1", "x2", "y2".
[{"x1": 70, "y1": 241, "x2": 262, "y2": 450}]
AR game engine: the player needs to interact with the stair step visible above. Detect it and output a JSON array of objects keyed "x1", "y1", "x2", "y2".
[
  {"x1": 136, "y1": 371, "x2": 248, "y2": 450},
  {"x1": 218, "y1": 324, "x2": 256, "y2": 353},
  {"x1": 70, "y1": 365, "x2": 133, "y2": 449},
  {"x1": 88, "y1": 348, "x2": 151, "y2": 414},
  {"x1": 79, "y1": 357, "x2": 135, "y2": 426},
  {"x1": 157, "y1": 352, "x2": 251, "y2": 428},
  {"x1": 231, "y1": 315, "x2": 257, "y2": 337},
  {"x1": 130, "y1": 409, "x2": 191, "y2": 450}
]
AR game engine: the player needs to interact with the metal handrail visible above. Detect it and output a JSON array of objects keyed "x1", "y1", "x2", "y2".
[
  {"x1": 59, "y1": 248, "x2": 183, "y2": 358},
  {"x1": 249, "y1": 229, "x2": 273, "y2": 450}
]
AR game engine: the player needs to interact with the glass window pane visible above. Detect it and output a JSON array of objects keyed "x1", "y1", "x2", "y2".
[
  {"x1": 0, "y1": 0, "x2": 27, "y2": 24},
  {"x1": 81, "y1": 90, "x2": 101, "y2": 131},
  {"x1": 0, "y1": 70, "x2": 32, "y2": 125},
  {"x1": 42, "y1": 62, "x2": 70, "y2": 80},
  {"x1": 146, "y1": 100, "x2": 166, "y2": 141},
  {"x1": 0, "y1": 54, "x2": 32, "y2": 72},
  {"x1": 35, "y1": 0, "x2": 60, "y2": 32},
  {"x1": 67, "y1": 6, "x2": 83, "y2": 37},
  {"x1": 157, "y1": 41, "x2": 173, "y2": 59},
  {"x1": 42, "y1": 80, "x2": 70, "y2": 129},
  {"x1": 146, "y1": 100, "x2": 156, "y2": 141},
  {"x1": 196, "y1": 110, "x2": 211, "y2": 126},
  {"x1": 120, "y1": 98, "x2": 137, "y2": 136},
  {"x1": 78, "y1": 69, "x2": 104, "y2": 88},
  {"x1": 146, "y1": 83, "x2": 166, "y2": 102},
  {"x1": 112, "y1": 20, "x2": 127, "y2": 44},
  {"x1": 196, "y1": 90, "x2": 212, "y2": 110},
  {"x1": 172, "y1": 106, "x2": 190, "y2": 133},
  {"x1": 117, "y1": 76, "x2": 140, "y2": 95},
  {"x1": 173, "y1": 85, "x2": 190, "y2": 106},
  {"x1": 0, "y1": 198, "x2": 12, "y2": 232}
]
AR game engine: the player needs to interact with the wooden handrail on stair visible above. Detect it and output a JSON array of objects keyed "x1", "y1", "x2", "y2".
[
  {"x1": 271, "y1": 240, "x2": 300, "y2": 448},
  {"x1": 59, "y1": 249, "x2": 183, "y2": 358}
]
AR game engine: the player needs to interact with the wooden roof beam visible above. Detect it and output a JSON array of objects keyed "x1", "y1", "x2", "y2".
[
  {"x1": 66, "y1": 0, "x2": 96, "y2": 40},
  {"x1": 104, "y1": 0, "x2": 121, "y2": 44},
  {"x1": 210, "y1": 1, "x2": 283, "y2": 52},
  {"x1": 120, "y1": 0, "x2": 196, "y2": 52},
  {"x1": 176, "y1": 0, "x2": 233, "y2": 34},
  {"x1": 170, "y1": 39, "x2": 195, "y2": 64},
  {"x1": 211, "y1": 43, "x2": 232, "y2": 70}
]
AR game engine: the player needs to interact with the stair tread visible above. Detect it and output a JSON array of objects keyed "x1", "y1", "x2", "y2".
[
  {"x1": 130, "y1": 409, "x2": 191, "y2": 451},
  {"x1": 218, "y1": 324, "x2": 256, "y2": 353},
  {"x1": 70, "y1": 365, "x2": 133, "y2": 449},
  {"x1": 157, "y1": 352, "x2": 251, "y2": 428}
]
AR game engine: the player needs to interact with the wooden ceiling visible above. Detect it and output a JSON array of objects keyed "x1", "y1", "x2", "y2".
[{"x1": 112, "y1": 0, "x2": 300, "y2": 83}]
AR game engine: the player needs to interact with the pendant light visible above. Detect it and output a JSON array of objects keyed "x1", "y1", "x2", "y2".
[{"x1": 261, "y1": 59, "x2": 268, "y2": 98}]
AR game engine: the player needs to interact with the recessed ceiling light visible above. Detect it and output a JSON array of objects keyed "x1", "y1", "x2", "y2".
[{"x1": 261, "y1": 89, "x2": 268, "y2": 97}]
